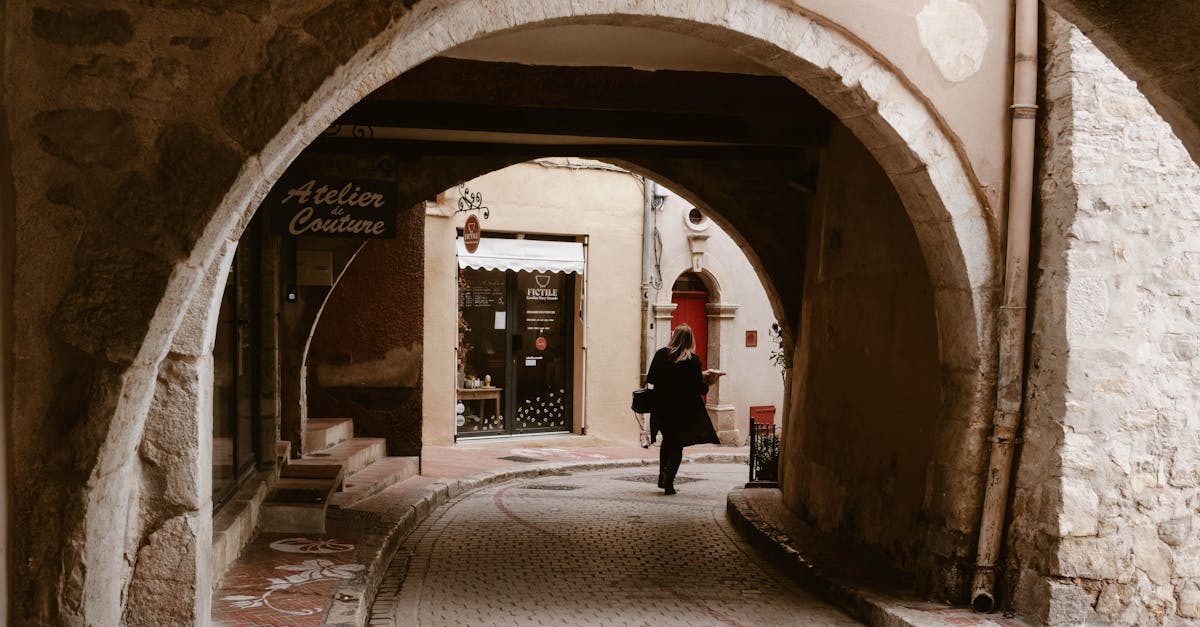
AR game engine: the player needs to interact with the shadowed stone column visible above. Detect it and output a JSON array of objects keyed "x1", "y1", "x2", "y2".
[
  {"x1": 706, "y1": 302, "x2": 740, "y2": 445},
  {"x1": 126, "y1": 243, "x2": 233, "y2": 626}
]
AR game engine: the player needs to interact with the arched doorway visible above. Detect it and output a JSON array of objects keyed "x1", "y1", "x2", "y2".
[
  {"x1": 670, "y1": 272, "x2": 710, "y2": 370},
  {"x1": 16, "y1": 2, "x2": 1002, "y2": 623}
]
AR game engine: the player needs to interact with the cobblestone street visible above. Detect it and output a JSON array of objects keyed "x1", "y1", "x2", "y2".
[{"x1": 374, "y1": 463, "x2": 859, "y2": 626}]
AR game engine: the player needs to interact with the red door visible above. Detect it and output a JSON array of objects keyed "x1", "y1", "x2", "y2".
[{"x1": 670, "y1": 290, "x2": 708, "y2": 369}]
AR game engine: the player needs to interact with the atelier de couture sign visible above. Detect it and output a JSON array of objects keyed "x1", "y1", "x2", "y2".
[{"x1": 271, "y1": 176, "x2": 396, "y2": 238}]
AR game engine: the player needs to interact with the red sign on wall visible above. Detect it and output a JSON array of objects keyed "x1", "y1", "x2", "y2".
[
  {"x1": 535, "y1": 336, "x2": 547, "y2": 351},
  {"x1": 463, "y1": 214, "x2": 481, "y2": 253}
]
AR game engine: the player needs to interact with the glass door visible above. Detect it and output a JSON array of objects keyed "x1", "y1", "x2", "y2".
[
  {"x1": 456, "y1": 268, "x2": 575, "y2": 437},
  {"x1": 512, "y1": 272, "x2": 572, "y2": 434}
]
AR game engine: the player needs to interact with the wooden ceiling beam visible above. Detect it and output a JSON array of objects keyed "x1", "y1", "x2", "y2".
[
  {"x1": 310, "y1": 137, "x2": 819, "y2": 162},
  {"x1": 361, "y1": 57, "x2": 834, "y2": 121},
  {"x1": 335, "y1": 100, "x2": 829, "y2": 147}
]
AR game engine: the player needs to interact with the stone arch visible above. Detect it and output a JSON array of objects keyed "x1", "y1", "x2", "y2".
[
  {"x1": 660, "y1": 267, "x2": 722, "y2": 306},
  {"x1": 72, "y1": 0, "x2": 999, "y2": 622}
]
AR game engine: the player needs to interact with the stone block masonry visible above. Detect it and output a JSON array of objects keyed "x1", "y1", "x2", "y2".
[{"x1": 1010, "y1": 12, "x2": 1200, "y2": 625}]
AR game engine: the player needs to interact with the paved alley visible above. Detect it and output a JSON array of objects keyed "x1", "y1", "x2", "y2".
[{"x1": 375, "y1": 463, "x2": 859, "y2": 626}]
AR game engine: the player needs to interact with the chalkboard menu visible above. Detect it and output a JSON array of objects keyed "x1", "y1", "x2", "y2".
[{"x1": 460, "y1": 269, "x2": 505, "y2": 309}]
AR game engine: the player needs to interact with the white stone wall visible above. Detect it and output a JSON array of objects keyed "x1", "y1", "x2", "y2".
[
  {"x1": 1014, "y1": 14, "x2": 1200, "y2": 625},
  {"x1": 651, "y1": 188, "x2": 787, "y2": 430}
]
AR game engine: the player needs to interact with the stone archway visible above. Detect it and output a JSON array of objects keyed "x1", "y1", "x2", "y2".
[{"x1": 21, "y1": 1, "x2": 1000, "y2": 623}]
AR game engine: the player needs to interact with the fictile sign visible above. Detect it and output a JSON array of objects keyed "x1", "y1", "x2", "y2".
[{"x1": 271, "y1": 176, "x2": 396, "y2": 238}]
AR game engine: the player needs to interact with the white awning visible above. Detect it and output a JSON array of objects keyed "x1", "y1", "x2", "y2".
[{"x1": 457, "y1": 237, "x2": 585, "y2": 275}]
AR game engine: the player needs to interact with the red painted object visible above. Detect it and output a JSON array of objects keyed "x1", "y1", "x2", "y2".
[
  {"x1": 750, "y1": 405, "x2": 776, "y2": 425},
  {"x1": 463, "y1": 214, "x2": 481, "y2": 253},
  {"x1": 670, "y1": 290, "x2": 708, "y2": 369}
]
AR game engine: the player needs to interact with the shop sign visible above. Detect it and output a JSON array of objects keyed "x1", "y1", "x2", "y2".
[
  {"x1": 271, "y1": 175, "x2": 396, "y2": 238},
  {"x1": 463, "y1": 214, "x2": 481, "y2": 253}
]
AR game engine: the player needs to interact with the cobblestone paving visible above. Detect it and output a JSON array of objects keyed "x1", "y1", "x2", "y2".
[{"x1": 374, "y1": 463, "x2": 860, "y2": 626}]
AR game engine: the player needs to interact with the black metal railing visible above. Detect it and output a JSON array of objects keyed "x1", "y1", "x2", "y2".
[{"x1": 748, "y1": 417, "x2": 779, "y2": 483}]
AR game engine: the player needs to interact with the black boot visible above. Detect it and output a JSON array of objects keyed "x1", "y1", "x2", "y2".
[
  {"x1": 657, "y1": 469, "x2": 666, "y2": 489},
  {"x1": 663, "y1": 483, "x2": 676, "y2": 495}
]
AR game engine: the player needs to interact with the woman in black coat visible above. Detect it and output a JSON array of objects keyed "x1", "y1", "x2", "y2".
[{"x1": 646, "y1": 324, "x2": 720, "y2": 494}]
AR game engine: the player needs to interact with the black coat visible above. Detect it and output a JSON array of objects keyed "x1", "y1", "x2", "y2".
[{"x1": 646, "y1": 347, "x2": 720, "y2": 447}]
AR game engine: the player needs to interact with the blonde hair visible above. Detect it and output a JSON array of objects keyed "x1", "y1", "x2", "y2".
[{"x1": 666, "y1": 324, "x2": 696, "y2": 363}]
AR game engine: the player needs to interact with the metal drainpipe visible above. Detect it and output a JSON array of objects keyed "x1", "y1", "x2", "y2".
[
  {"x1": 971, "y1": 0, "x2": 1039, "y2": 613},
  {"x1": 639, "y1": 178, "x2": 657, "y2": 382},
  {"x1": 580, "y1": 236, "x2": 589, "y2": 435}
]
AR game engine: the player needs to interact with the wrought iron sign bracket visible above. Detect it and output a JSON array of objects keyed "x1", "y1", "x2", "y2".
[
  {"x1": 455, "y1": 183, "x2": 490, "y2": 220},
  {"x1": 321, "y1": 124, "x2": 376, "y2": 140}
]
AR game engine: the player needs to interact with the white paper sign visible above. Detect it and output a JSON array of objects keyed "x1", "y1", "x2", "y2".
[
  {"x1": 525, "y1": 358, "x2": 537, "y2": 366},
  {"x1": 494, "y1": 311, "x2": 506, "y2": 329}
]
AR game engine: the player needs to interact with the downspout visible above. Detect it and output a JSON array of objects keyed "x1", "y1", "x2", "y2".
[
  {"x1": 639, "y1": 178, "x2": 657, "y2": 383},
  {"x1": 971, "y1": 0, "x2": 1039, "y2": 613},
  {"x1": 580, "y1": 236, "x2": 589, "y2": 434}
]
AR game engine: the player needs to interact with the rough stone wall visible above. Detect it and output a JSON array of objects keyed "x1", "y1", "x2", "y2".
[
  {"x1": 782, "y1": 124, "x2": 955, "y2": 597},
  {"x1": 1010, "y1": 15, "x2": 1200, "y2": 625},
  {"x1": 6, "y1": 1, "x2": 384, "y2": 622},
  {"x1": 0, "y1": 2, "x2": 13, "y2": 620}
]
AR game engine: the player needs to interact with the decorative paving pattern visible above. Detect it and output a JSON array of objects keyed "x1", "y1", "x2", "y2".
[
  {"x1": 221, "y1": 559, "x2": 364, "y2": 617},
  {"x1": 268, "y1": 537, "x2": 356, "y2": 554},
  {"x1": 377, "y1": 464, "x2": 860, "y2": 626},
  {"x1": 213, "y1": 529, "x2": 365, "y2": 627}
]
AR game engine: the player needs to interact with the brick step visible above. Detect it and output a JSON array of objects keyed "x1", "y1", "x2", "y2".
[
  {"x1": 305, "y1": 417, "x2": 354, "y2": 452},
  {"x1": 329, "y1": 456, "x2": 420, "y2": 509},
  {"x1": 292, "y1": 437, "x2": 386, "y2": 476}
]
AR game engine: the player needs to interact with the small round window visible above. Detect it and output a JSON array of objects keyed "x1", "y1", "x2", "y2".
[{"x1": 687, "y1": 208, "x2": 705, "y2": 225}]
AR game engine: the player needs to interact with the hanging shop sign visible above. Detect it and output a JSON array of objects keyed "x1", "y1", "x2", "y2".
[
  {"x1": 456, "y1": 182, "x2": 489, "y2": 253},
  {"x1": 271, "y1": 175, "x2": 396, "y2": 238},
  {"x1": 463, "y1": 214, "x2": 481, "y2": 253}
]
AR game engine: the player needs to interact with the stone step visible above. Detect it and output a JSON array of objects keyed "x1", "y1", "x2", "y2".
[
  {"x1": 329, "y1": 456, "x2": 420, "y2": 509},
  {"x1": 260, "y1": 475, "x2": 341, "y2": 534},
  {"x1": 280, "y1": 462, "x2": 344, "y2": 484},
  {"x1": 292, "y1": 437, "x2": 386, "y2": 476},
  {"x1": 305, "y1": 417, "x2": 354, "y2": 452}
]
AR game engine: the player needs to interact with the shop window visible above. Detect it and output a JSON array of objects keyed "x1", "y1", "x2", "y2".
[{"x1": 212, "y1": 223, "x2": 262, "y2": 507}]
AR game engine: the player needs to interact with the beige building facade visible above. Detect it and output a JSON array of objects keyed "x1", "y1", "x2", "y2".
[
  {"x1": 424, "y1": 160, "x2": 645, "y2": 445},
  {"x1": 422, "y1": 160, "x2": 785, "y2": 447},
  {"x1": 3, "y1": 0, "x2": 1200, "y2": 625}
]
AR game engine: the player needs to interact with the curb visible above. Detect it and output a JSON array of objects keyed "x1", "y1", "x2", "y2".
[
  {"x1": 322, "y1": 452, "x2": 748, "y2": 626},
  {"x1": 727, "y1": 487, "x2": 925, "y2": 627}
]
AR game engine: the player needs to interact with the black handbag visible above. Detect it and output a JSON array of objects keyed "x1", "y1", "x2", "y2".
[{"x1": 631, "y1": 387, "x2": 655, "y2": 414}]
